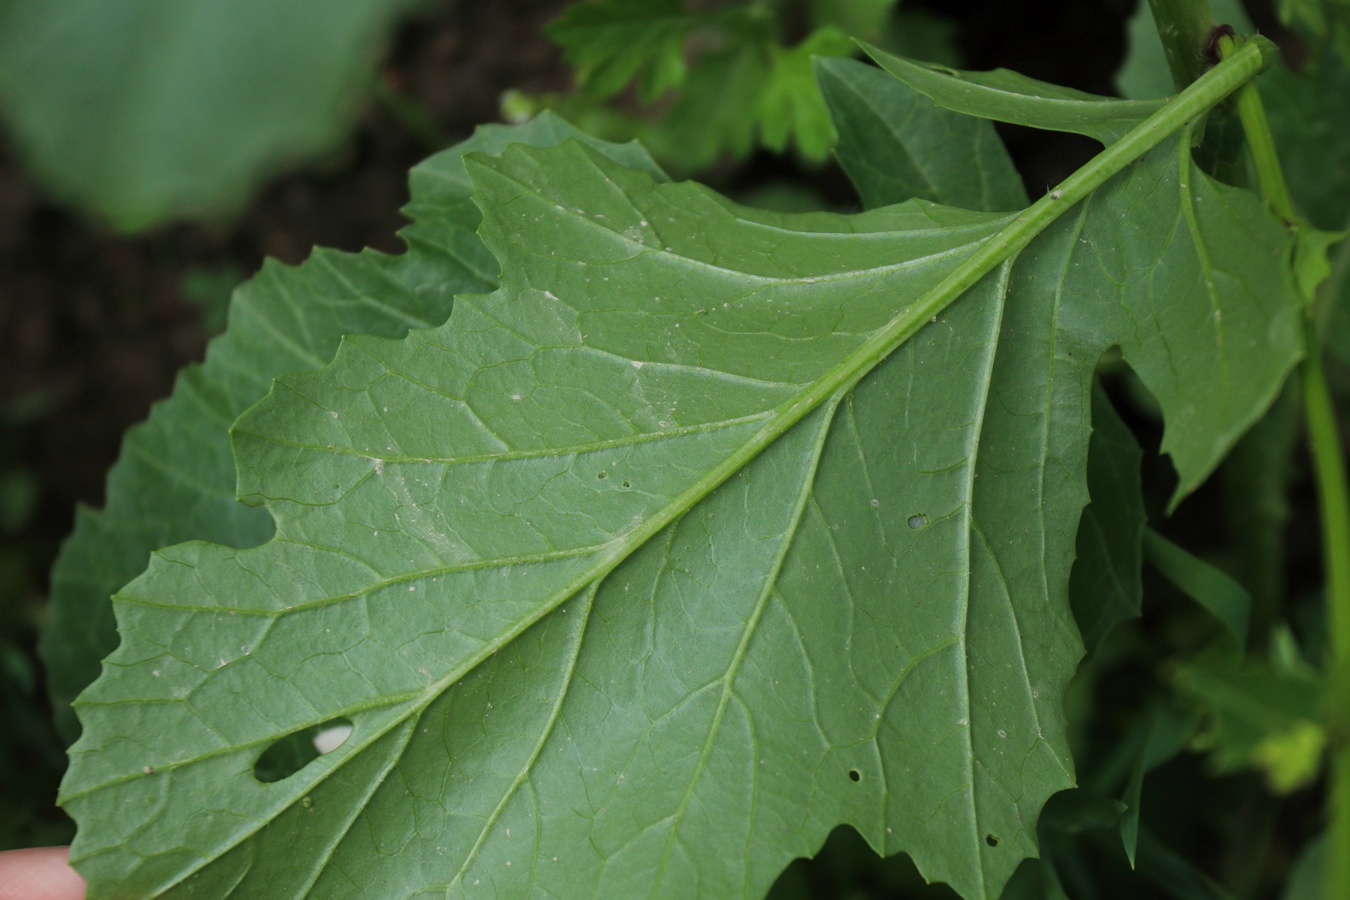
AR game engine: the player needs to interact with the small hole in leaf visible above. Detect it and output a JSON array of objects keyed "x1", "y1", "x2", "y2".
[
  {"x1": 907, "y1": 514, "x2": 928, "y2": 529},
  {"x1": 597, "y1": 471, "x2": 609, "y2": 480},
  {"x1": 621, "y1": 481, "x2": 631, "y2": 489},
  {"x1": 848, "y1": 769, "x2": 861, "y2": 782},
  {"x1": 985, "y1": 834, "x2": 1000, "y2": 847},
  {"x1": 253, "y1": 716, "x2": 353, "y2": 784}
]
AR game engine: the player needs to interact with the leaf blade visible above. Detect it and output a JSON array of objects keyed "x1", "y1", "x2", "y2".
[
  {"x1": 61, "y1": 50, "x2": 1303, "y2": 899},
  {"x1": 41, "y1": 114, "x2": 664, "y2": 743},
  {"x1": 861, "y1": 42, "x2": 1165, "y2": 144}
]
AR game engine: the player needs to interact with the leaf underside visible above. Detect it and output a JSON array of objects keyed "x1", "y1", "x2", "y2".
[
  {"x1": 41, "y1": 113, "x2": 662, "y2": 743},
  {"x1": 60, "y1": 71, "x2": 1301, "y2": 900}
]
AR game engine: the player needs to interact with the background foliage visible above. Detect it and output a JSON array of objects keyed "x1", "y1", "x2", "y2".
[{"x1": 1, "y1": 0, "x2": 1347, "y2": 898}]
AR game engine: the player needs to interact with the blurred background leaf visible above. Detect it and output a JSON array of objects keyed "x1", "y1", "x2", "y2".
[{"x1": 0, "y1": 0, "x2": 429, "y2": 231}]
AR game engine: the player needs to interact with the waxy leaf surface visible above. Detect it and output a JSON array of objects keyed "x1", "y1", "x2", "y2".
[
  {"x1": 63, "y1": 88, "x2": 1302, "y2": 900},
  {"x1": 42, "y1": 114, "x2": 661, "y2": 741},
  {"x1": 817, "y1": 55, "x2": 1145, "y2": 655}
]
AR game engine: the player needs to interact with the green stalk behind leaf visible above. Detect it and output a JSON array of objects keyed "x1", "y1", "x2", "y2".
[
  {"x1": 1216, "y1": 30, "x2": 1350, "y2": 900},
  {"x1": 1146, "y1": 0, "x2": 1222, "y2": 93},
  {"x1": 1143, "y1": 528, "x2": 1251, "y2": 647}
]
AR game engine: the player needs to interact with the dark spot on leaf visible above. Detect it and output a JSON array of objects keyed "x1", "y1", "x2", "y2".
[
  {"x1": 985, "y1": 834, "x2": 1000, "y2": 847},
  {"x1": 253, "y1": 716, "x2": 353, "y2": 784},
  {"x1": 621, "y1": 480, "x2": 631, "y2": 489},
  {"x1": 597, "y1": 471, "x2": 608, "y2": 480},
  {"x1": 848, "y1": 769, "x2": 861, "y2": 782}
]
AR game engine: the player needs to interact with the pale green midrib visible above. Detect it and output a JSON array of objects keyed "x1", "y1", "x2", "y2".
[
  {"x1": 573, "y1": 216, "x2": 996, "y2": 286},
  {"x1": 63, "y1": 689, "x2": 425, "y2": 802},
  {"x1": 232, "y1": 409, "x2": 777, "y2": 470},
  {"x1": 141, "y1": 710, "x2": 422, "y2": 900},
  {"x1": 75, "y1": 44, "x2": 1267, "y2": 893},
  {"x1": 1174, "y1": 125, "x2": 1235, "y2": 422},
  {"x1": 293, "y1": 720, "x2": 417, "y2": 899},
  {"x1": 111, "y1": 541, "x2": 606, "y2": 616},
  {"x1": 954, "y1": 260, "x2": 1010, "y2": 900},
  {"x1": 443, "y1": 585, "x2": 598, "y2": 894},
  {"x1": 649, "y1": 397, "x2": 840, "y2": 899},
  {"x1": 470, "y1": 158, "x2": 1006, "y2": 284},
  {"x1": 1033, "y1": 209, "x2": 1085, "y2": 625},
  {"x1": 768, "y1": 43, "x2": 1267, "y2": 438}
]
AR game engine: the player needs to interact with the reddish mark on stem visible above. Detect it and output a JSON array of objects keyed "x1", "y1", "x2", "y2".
[{"x1": 1206, "y1": 24, "x2": 1236, "y2": 65}]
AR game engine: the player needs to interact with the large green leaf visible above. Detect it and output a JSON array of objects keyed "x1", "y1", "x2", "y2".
[
  {"x1": 60, "y1": 51, "x2": 1301, "y2": 899},
  {"x1": 41, "y1": 114, "x2": 663, "y2": 742},
  {"x1": 0, "y1": 0, "x2": 420, "y2": 230}
]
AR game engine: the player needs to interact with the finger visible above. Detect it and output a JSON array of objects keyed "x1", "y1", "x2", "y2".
[{"x1": 0, "y1": 846, "x2": 86, "y2": 900}]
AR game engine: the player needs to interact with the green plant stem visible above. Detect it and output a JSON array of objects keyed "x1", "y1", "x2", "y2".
[
  {"x1": 1220, "y1": 38, "x2": 1296, "y2": 222},
  {"x1": 1216, "y1": 32, "x2": 1350, "y2": 900},
  {"x1": 1146, "y1": 0, "x2": 1220, "y2": 92},
  {"x1": 1303, "y1": 319, "x2": 1350, "y2": 900}
]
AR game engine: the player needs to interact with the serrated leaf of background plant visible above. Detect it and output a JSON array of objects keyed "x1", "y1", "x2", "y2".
[
  {"x1": 62, "y1": 109, "x2": 1301, "y2": 899},
  {"x1": 40, "y1": 114, "x2": 664, "y2": 743},
  {"x1": 546, "y1": 0, "x2": 709, "y2": 101},
  {"x1": 0, "y1": 0, "x2": 419, "y2": 230},
  {"x1": 543, "y1": 2, "x2": 854, "y2": 168},
  {"x1": 752, "y1": 26, "x2": 852, "y2": 159}
]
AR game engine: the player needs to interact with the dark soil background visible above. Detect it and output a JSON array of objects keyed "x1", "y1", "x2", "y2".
[{"x1": 0, "y1": 0, "x2": 1311, "y2": 889}]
